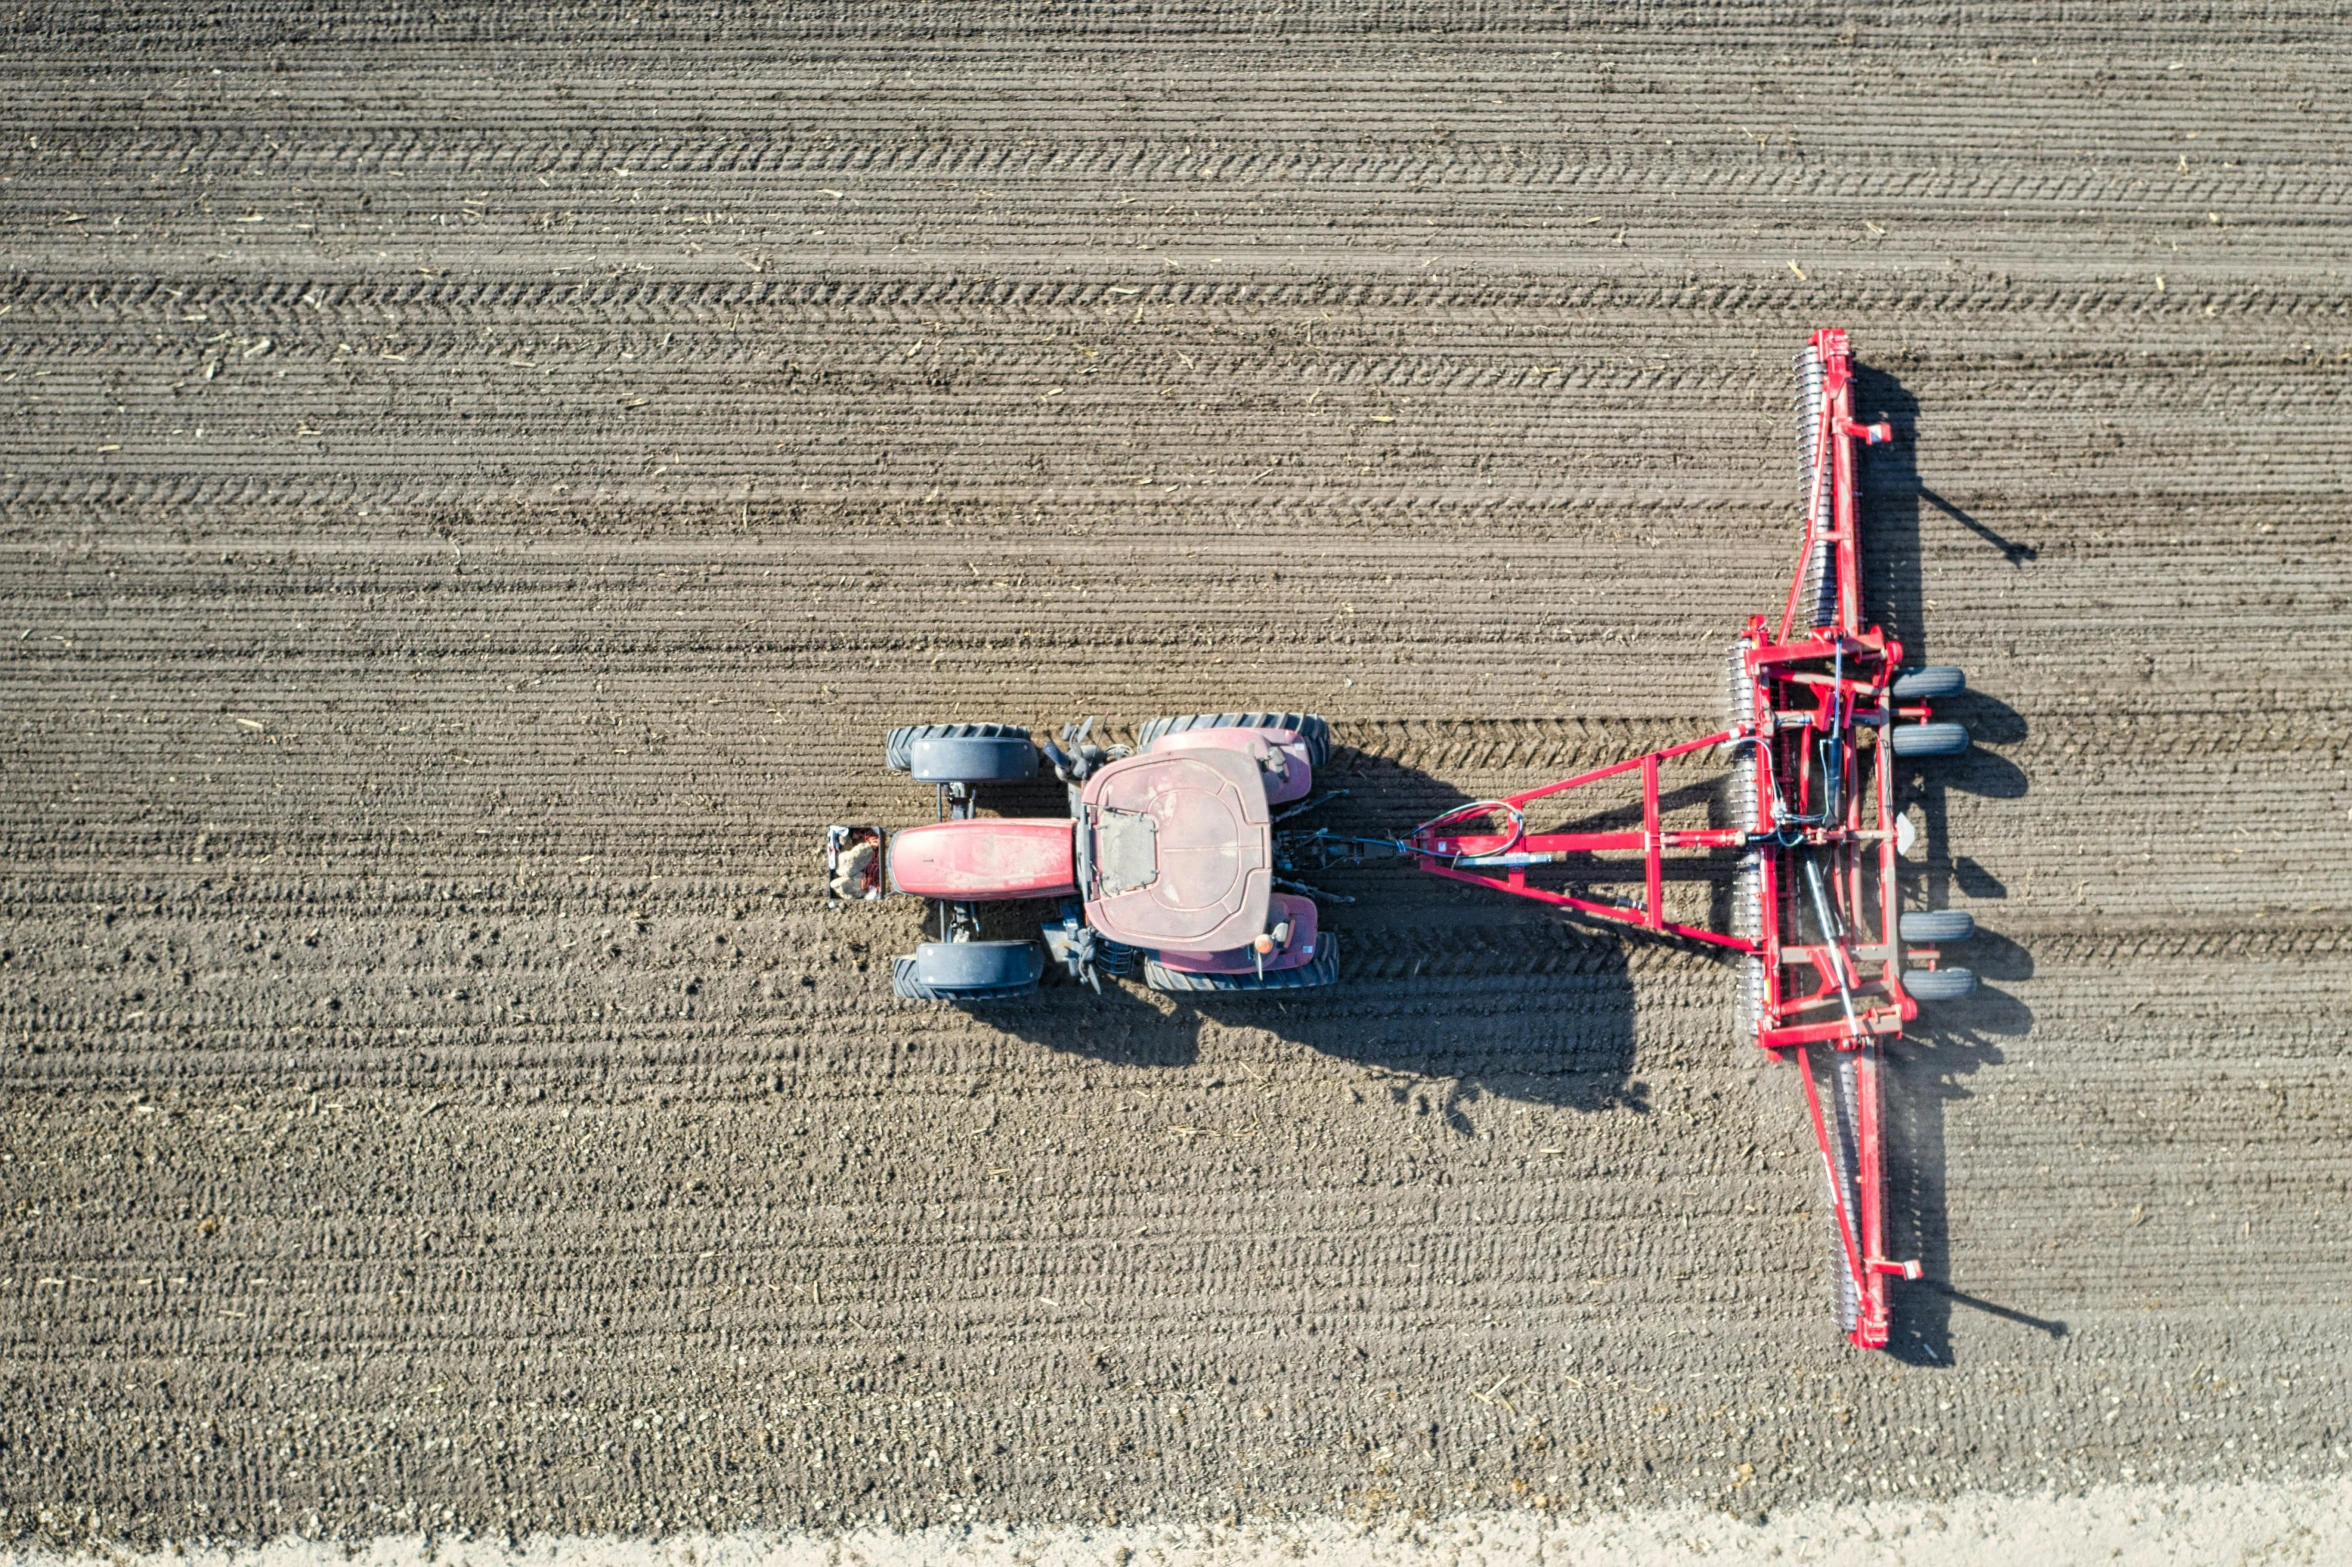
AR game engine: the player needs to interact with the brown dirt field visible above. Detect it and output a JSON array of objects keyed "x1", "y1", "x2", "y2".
[{"x1": 3, "y1": 1, "x2": 2350, "y2": 1549}]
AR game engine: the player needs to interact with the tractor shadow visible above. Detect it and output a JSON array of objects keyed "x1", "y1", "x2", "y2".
[
  {"x1": 1858, "y1": 362, "x2": 2056, "y2": 1363},
  {"x1": 964, "y1": 753, "x2": 1659, "y2": 1120}
]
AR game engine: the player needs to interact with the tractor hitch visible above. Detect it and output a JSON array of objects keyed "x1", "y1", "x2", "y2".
[
  {"x1": 1042, "y1": 900, "x2": 1138, "y2": 992},
  {"x1": 823, "y1": 825, "x2": 885, "y2": 901}
]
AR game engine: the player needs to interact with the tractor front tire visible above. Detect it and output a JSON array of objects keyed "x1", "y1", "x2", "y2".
[
  {"x1": 1145, "y1": 935, "x2": 1340, "y2": 994},
  {"x1": 1888, "y1": 721, "x2": 1970, "y2": 758},
  {"x1": 891, "y1": 939, "x2": 1044, "y2": 1002},
  {"x1": 1137, "y1": 711, "x2": 1331, "y2": 771},
  {"x1": 1903, "y1": 965, "x2": 1979, "y2": 1002},
  {"x1": 886, "y1": 723, "x2": 1038, "y2": 784}
]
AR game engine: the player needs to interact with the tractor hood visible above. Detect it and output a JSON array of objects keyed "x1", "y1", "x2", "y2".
[
  {"x1": 1079, "y1": 747, "x2": 1272, "y2": 954},
  {"x1": 888, "y1": 818, "x2": 1078, "y2": 901}
]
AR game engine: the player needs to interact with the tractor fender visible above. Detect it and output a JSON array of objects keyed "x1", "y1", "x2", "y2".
[
  {"x1": 1142, "y1": 725, "x2": 1314, "y2": 804},
  {"x1": 1148, "y1": 894, "x2": 1322, "y2": 974}
]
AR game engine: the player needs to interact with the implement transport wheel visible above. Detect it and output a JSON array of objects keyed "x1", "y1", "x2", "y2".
[
  {"x1": 1890, "y1": 665, "x2": 1966, "y2": 700},
  {"x1": 891, "y1": 939, "x2": 1045, "y2": 1001},
  {"x1": 1137, "y1": 711, "x2": 1330, "y2": 771},
  {"x1": 1897, "y1": 909, "x2": 1976, "y2": 944},
  {"x1": 1145, "y1": 936, "x2": 1340, "y2": 994},
  {"x1": 886, "y1": 723, "x2": 1038, "y2": 784},
  {"x1": 1903, "y1": 965, "x2": 1979, "y2": 1002},
  {"x1": 1888, "y1": 721, "x2": 1970, "y2": 758}
]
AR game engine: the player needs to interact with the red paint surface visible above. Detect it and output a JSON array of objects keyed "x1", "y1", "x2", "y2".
[
  {"x1": 1081, "y1": 747, "x2": 1272, "y2": 952},
  {"x1": 1143, "y1": 726, "x2": 1314, "y2": 804},
  {"x1": 1149, "y1": 894, "x2": 1320, "y2": 974},
  {"x1": 887, "y1": 818, "x2": 1077, "y2": 901}
]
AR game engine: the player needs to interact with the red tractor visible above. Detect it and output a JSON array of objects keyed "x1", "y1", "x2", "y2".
[
  {"x1": 826, "y1": 713, "x2": 1340, "y2": 999},
  {"x1": 828, "y1": 330, "x2": 1980, "y2": 1350}
]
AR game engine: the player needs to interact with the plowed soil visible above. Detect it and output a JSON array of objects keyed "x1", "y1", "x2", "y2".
[{"x1": 4, "y1": 1, "x2": 2350, "y2": 1549}]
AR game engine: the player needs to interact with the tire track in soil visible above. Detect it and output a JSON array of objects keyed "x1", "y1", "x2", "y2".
[{"x1": 5, "y1": 0, "x2": 2352, "y2": 1550}]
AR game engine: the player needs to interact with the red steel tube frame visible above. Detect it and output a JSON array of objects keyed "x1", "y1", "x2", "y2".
[{"x1": 1400, "y1": 329, "x2": 1929, "y2": 1349}]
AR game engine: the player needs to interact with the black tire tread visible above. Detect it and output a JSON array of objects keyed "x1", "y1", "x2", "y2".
[
  {"x1": 1889, "y1": 665, "x2": 1966, "y2": 701},
  {"x1": 885, "y1": 722, "x2": 1031, "y2": 774},
  {"x1": 1904, "y1": 965, "x2": 1979, "y2": 1002},
  {"x1": 891, "y1": 954, "x2": 1039, "y2": 1003},
  {"x1": 1136, "y1": 711, "x2": 1330, "y2": 770},
  {"x1": 1898, "y1": 908, "x2": 1977, "y2": 944},
  {"x1": 1888, "y1": 720, "x2": 1970, "y2": 758},
  {"x1": 1145, "y1": 934, "x2": 1341, "y2": 994}
]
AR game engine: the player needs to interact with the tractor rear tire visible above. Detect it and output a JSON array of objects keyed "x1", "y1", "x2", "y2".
[
  {"x1": 891, "y1": 939, "x2": 1044, "y2": 1002},
  {"x1": 1137, "y1": 711, "x2": 1330, "y2": 771},
  {"x1": 1903, "y1": 965, "x2": 1978, "y2": 1002},
  {"x1": 886, "y1": 723, "x2": 1038, "y2": 784},
  {"x1": 1145, "y1": 935, "x2": 1340, "y2": 994},
  {"x1": 1890, "y1": 665, "x2": 1966, "y2": 701},
  {"x1": 1888, "y1": 720, "x2": 1970, "y2": 758},
  {"x1": 1897, "y1": 908, "x2": 1976, "y2": 944}
]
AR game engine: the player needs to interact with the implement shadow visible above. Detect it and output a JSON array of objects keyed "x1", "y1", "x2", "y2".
[
  {"x1": 1855, "y1": 361, "x2": 2050, "y2": 1364},
  {"x1": 1880, "y1": 978, "x2": 2060, "y2": 1362},
  {"x1": 964, "y1": 745, "x2": 1685, "y2": 1122}
]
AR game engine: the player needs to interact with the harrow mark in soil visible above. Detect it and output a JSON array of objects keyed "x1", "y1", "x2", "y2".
[{"x1": 829, "y1": 330, "x2": 1980, "y2": 1351}]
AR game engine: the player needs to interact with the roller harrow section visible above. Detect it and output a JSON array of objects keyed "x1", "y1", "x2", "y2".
[{"x1": 1794, "y1": 340, "x2": 1838, "y2": 631}]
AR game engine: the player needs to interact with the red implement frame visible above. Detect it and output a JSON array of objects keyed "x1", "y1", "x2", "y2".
[{"x1": 1403, "y1": 330, "x2": 1943, "y2": 1349}]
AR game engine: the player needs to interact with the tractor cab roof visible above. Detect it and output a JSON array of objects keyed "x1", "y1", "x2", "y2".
[{"x1": 1080, "y1": 746, "x2": 1272, "y2": 954}]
